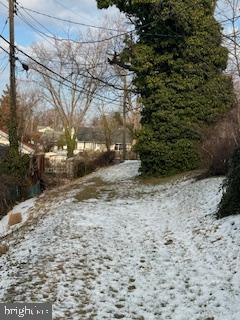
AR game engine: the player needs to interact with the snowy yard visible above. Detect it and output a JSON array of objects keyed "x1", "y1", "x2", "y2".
[{"x1": 0, "y1": 161, "x2": 240, "y2": 320}]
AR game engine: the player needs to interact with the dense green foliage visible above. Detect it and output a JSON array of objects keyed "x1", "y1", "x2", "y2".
[
  {"x1": 217, "y1": 148, "x2": 240, "y2": 219},
  {"x1": 0, "y1": 153, "x2": 30, "y2": 178},
  {"x1": 97, "y1": 0, "x2": 234, "y2": 176},
  {"x1": 0, "y1": 87, "x2": 20, "y2": 157},
  {"x1": 0, "y1": 87, "x2": 24, "y2": 175}
]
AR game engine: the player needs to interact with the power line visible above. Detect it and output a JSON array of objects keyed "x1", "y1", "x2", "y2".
[
  {"x1": 1, "y1": 5, "x2": 135, "y2": 94},
  {"x1": 0, "y1": 44, "x2": 9, "y2": 55},
  {"x1": 2, "y1": 1, "x2": 231, "y2": 98},
  {"x1": 16, "y1": 1, "x2": 126, "y2": 32},
  {"x1": 0, "y1": 0, "x2": 7, "y2": 10},
  {"x1": 19, "y1": 48, "x2": 135, "y2": 90},
  {"x1": 4, "y1": 0, "x2": 231, "y2": 31},
  {"x1": 16, "y1": 11, "x2": 57, "y2": 47},
  {"x1": 15, "y1": 1, "x2": 185, "y2": 44},
  {"x1": 1, "y1": 34, "x2": 132, "y2": 99},
  {"x1": 36, "y1": 68, "x2": 124, "y2": 107},
  {"x1": 0, "y1": 35, "x2": 123, "y2": 106},
  {"x1": 18, "y1": 7, "x2": 56, "y2": 39},
  {"x1": 0, "y1": 17, "x2": 8, "y2": 36},
  {"x1": 16, "y1": 8, "x2": 184, "y2": 48},
  {"x1": 34, "y1": 57, "x2": 108, "y2": 68},
  {"x1": 16, "y1": 7, "x2": 131, "y2": 45},
  {"x1": 0, "y1": 50, "x2": 8, "y2": 67},
  {"x1": 217, "y1": 13, "x2": 240, "y2": 24},
  {"x1": 0, "y1": 60, "x2": 8, "y2": 73}
]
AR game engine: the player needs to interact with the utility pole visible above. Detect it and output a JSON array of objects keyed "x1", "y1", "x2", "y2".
[
  {"x1": 122, "y1": 74, "x2": 127, "y2": 161},
  {"x1": 8, "y1": 0, "x2": 19, "y2": 157}
]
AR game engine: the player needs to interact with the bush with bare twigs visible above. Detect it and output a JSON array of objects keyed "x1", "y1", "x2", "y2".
[
  {"x1": 75, "y1": 151, "x2": 116, "y2": 178},
  {"x1": 0, "y1": 175, "x2": 29, "y2": 219},
  {"x1": 201, "y1": 107, "x2": 240, "y2": 176}
]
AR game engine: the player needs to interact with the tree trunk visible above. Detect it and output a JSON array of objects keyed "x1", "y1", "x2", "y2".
[{"x1": 65, "y1": 127, "x2": 76, "y2": 158}]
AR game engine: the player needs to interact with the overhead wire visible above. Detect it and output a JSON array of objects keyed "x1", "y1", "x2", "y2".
[
  {"x1": 16, "y1": 9, "x2": 132, "y2": 45},
  {"x1": 0, "y1": 52, "x2": 8, "y2": 67},
  {"x1": 30, "y1": 66, "x2": 123, "y2": 107},
  {"x1": 0, "y1": 17, "x2": 8, "y2": 36},
  {"x1": 1, "y1": 60, "x2": 8, "y2": 72},
  {"x1": 0, "y1": 45, "x2": 9, "y2": 80},
  {"x1": 0, "y1": 43, "x2": 9, "y2": 55},
  {"x1": 0, "y1": 0, "x2": 7, "y2": 10},
  {"x1": 0, "y1": 36, "x2": 123, "y2": 106},
  {"x1": 1, "y1": 2, "x2": 136, "y2": 94},
  {"x1": 16, "y1": 1, "x2": 125, "y2": 32},
  {"x1": 2, "y1": 0, "x2": 235, "y2": 104},
  {"x1": 15, "y1": 1, "x2": 186, "y2": 44},
  {"x1": 1, "y1": 36, "x2": 125, "y2": 106},
  {"x1": 17, "y1": 7, "x2": 56, "y2": 39},
  {"x1": 16, "y1": 10, "x2": 57, "y2": 47},
  {"x1": 0, "y1": 18, "x2": 133, "y2": 100}
]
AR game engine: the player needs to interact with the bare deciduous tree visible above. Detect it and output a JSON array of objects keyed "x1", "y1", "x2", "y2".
[
  {"x1": 30, "y1": 38, "x2": 108, "y2": 157},
  {"x1": 217, "y1": 0, "x2": 240, "y2": 78},
  {"x1": 26, "y1": 14, "x2": 137, "y2": 157}
]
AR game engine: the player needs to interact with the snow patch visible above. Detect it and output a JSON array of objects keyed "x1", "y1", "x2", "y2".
[{"x1": 96, "y1": 160, "x2": 140, "y2": 182}]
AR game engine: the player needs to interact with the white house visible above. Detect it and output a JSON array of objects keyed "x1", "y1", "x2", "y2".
[
  {"x1": 76, "y1": 127, "x2": 132, "y2": 153},
  {"x1": 37, "y1": 126, "x2": 55, "y2": 134}
]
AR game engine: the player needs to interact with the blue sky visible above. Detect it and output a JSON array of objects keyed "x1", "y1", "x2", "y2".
[{"x1": 0, "y1": 0, "x2": 119, "y2": 94}]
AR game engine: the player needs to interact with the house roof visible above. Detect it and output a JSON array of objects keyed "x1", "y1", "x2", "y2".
[
  {"x1": 0, "y1": 129, "x2": 35, "y2": 153},
  {"x1": 76, "y1": 127, "x2": 105, "y2": 144},
  {"x1": 76, "y1": 127, "x2": 132, "y2": 144},
  {"x1": 0, "y1": 128, "x2": 9, "y2": 139},
  {"x1": 112, "y1": 128, "x2": 132, "y2": 144}
]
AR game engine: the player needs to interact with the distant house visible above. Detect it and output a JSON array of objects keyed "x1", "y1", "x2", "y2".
[
  {"x1": 37, "y1": 126, "x2": 55, "y2": 134},
  {"x1": 0, "y1": 129, "x2": 35, "y2": 155},
  {"x1": 76, "y1": 127, "x2": 106, "y2": 152},
  {"x1": 76, "y1": 127, "x2": 132, "y2": 152},
  {"x1": 111, "y1": 128, "x2": 133, "y2": 152}
]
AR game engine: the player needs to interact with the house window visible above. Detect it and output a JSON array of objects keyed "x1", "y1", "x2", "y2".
[{"x1": 115, "y1": 143, "x2": 124, "y2": 151}]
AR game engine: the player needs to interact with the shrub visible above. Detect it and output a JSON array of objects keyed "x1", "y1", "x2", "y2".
[
  {"x1": 0, "y1": 174, "x2": 29, "y2": 219},
  {"x1": 135, "y1": 128, "x2": 200, "y2": 176},
  {"x1": 93, "y1": 151, "x2": 115, "y2": 167},
  {"x1": 217, "y1": 147, "x2": 240, "y2": 218},
  {"x1": 75, "y1": 160, "x2": 95, "y2": 178},
  {"x1": 0, "y1": 152, "x2": 30, "y2": 178},
  {"x1": 201, "y1": 138, "x2": 236, "y2": 176},
  {"x1": 75, "y1": 151, "x2": 116, "y2": 178},
  {"x1": 201, "y1": 107, "x2": 240, "y2": 176}
]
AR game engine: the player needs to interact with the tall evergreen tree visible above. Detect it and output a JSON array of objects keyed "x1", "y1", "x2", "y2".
[{"x1": 97, "y1": 0, "x2": 235, "y2": 176}]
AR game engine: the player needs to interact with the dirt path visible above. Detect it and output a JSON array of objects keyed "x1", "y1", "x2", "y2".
[{"x1": 0, "y1": 162, "x2": 239, "y2": 320}]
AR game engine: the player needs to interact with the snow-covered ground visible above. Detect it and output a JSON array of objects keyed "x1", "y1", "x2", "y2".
[{"x1": 0, "y1": 161, "x2": 240, "y2": 320}]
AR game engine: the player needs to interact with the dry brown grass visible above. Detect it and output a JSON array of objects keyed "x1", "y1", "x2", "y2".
[
  {"x1": 0, "y1": 243, "x2": 9, "y2": 255},
  {"x1": 74, "y1": 177, "x2": 117, "y2": 202},
  {"x1": 8, "y1": 212, "x2": 22, "y2": 226}
]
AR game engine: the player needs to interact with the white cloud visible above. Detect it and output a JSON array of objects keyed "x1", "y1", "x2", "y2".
[{"x1": 18, "y1": 0, "x2": 119, "y2": 27}]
